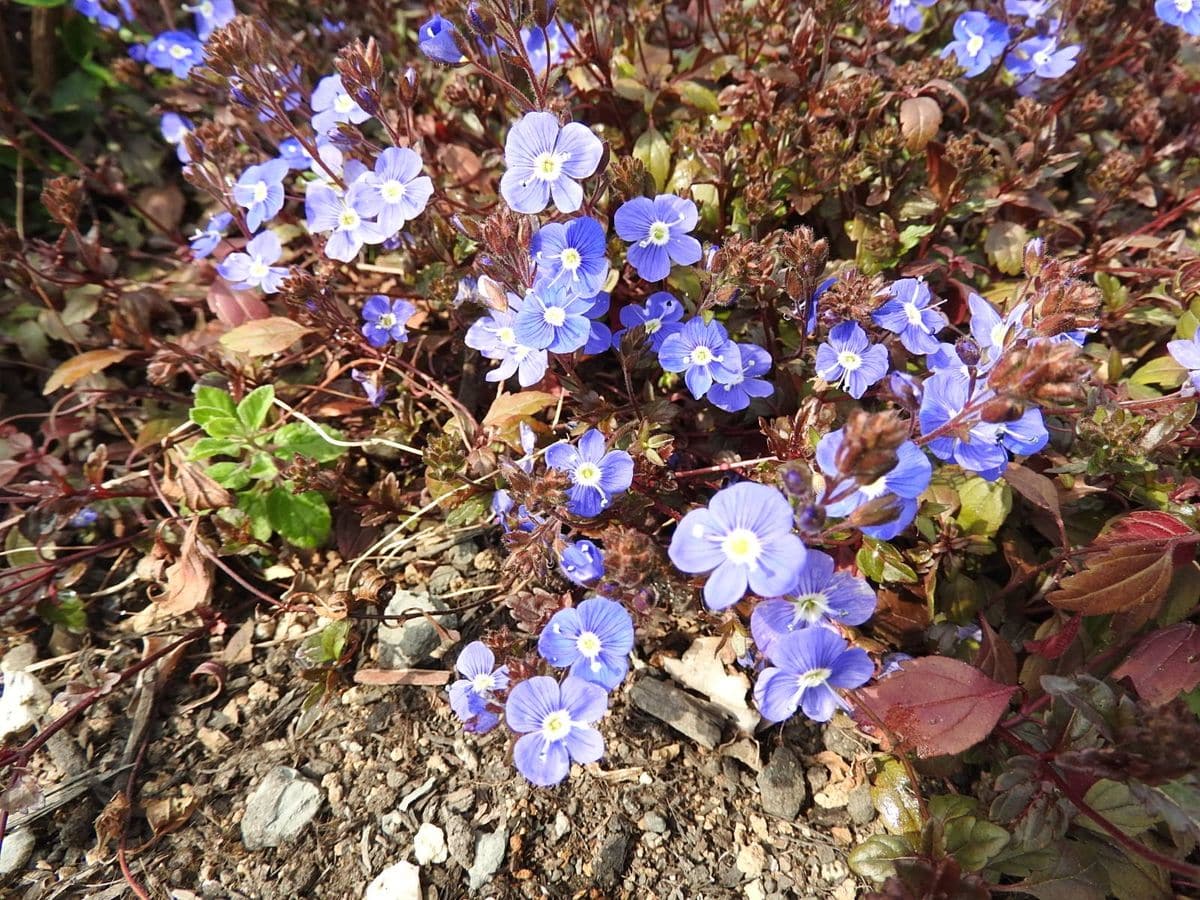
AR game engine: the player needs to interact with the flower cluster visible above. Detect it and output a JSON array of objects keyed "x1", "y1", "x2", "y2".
[{"x1": 942, "y1": 7, "x2": 1081, "y2": 94}]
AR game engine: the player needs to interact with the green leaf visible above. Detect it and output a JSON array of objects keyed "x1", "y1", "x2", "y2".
[
  {"x1": 36, "y1": 590, "x2": 86, "y2": 633},
  {"x1": 957, "y1": 477, "x2": 1012, "y2": 537},
  {"x1": 847, "y1": 834, "x2": 914, "y2": 882},
  {"x1": 236, "y1": 385, "x2": 275, "y2": 432},
  {"x1": 897, "y1": 223, "x2": 934, "y2": 254},
  {"x1": 985, "y1": 222, "x2": 1030, "y2": 276},
  {"x1": 1130, "y1": 356, "x2": 1187, "y2": 389},
  {"x1": 207, "y1": 462, "x2": 252, "y2": 491},
  {"x1": 15, "y1": 0, "x2": 68, "y2": 7},
  {"x1": 266, "y1": 486, "x2": 331, "y2": 549},
  {"x1": 445, "y1": 492, "x2": 491, "y2": 527},
  {"x1": 190, "y1": 387, "x2": 241, "y2": 437},
  {"x1": 189, "y1": 437, "x2": 244, "y2": 461},
  {"x1": 857, "y1": 537, "x2": 919, "y2": 583},
  {"x1": 297, "y1": 619, "x2": 352, "y2": 667},
  {"x1": 238, "y1": 490, "x2": 274, "y2": 542},
  {"x1": 676, "y1": 80, "x2": 720, "y2": 114},
  {"x1": 633, "y1": 127, "x2": 672, "y2": 193},
  {"x1": 272, "y1": 421, "x2": 347, "y2": 463},
  {"x1": 1007, "y1": 840, "x2": 1108, "y2": 900},
  {"x1": 246, "y1": 452, "x2": 279, "y2": 481},
  {"x1": 1079, "y1": 780, "x2": 1156, "y2": 837},
  {"x1": 870, "y1": 757, "x2": 922, "y2": 834}
]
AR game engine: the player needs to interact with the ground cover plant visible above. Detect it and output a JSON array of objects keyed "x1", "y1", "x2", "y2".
[{"x1": 3, "y1": 0, "x2": 1200, "y2": 895}]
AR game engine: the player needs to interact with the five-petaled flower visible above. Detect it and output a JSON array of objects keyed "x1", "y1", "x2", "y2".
[
  {"x1": 448, "y1": 641, "x2": 509, "y2": 734},
  {"x1": 816, "y1": 322, "x2": 889, "y2": 399},
  {"x1": 146, "y1": 30, "x2": 205, "y2": 79},
  {"x1": 545, "y1": 429, "x2": 634, "y2": 517},
  {"x1": 668, "y1": 481, "x2": 807, "y2": 611},
  {"x1": 1005, "y1": 35, "x2": 1080, "y2": 92},
  {"x1": 505, "y1": 676, "x2": 607, "y2": 787},
  {"x1": 361, "y1": 295, "x2": 417, "y2": 348},
  {"x1": 750, "y1": 550, "x2": 878, "y2": 660},
  {"x1": 538, "y1": 597, "x2": 635, "y2": 690},
  {"x1": 871, "y1": 277, "x2": 948, "y2": 355},
  {"x1": 216, "y1": 231, "x2": 289, "y2": 293},
  {"x1": 532, "y1": 217, "x2": 610, "y2": 299},
  {"x1": 612, "y1": 291, "x2": 684, "y2": 351},
  {"x1": 754, "y1": 627, "x2": 874, "y2": 723},
  {"x1": 305, "y1": 181, "x2": 383, "y2": 262},
  {"x1": 500, "y1": 111, "x2": 604, "y2": 214},
  {"x1": 614, "y1": 194, "x2": 703, "y2": 282},
  {"x1": 514, "y1": 281, "x2": 595, "y2": 353},
  {"x1": 658, "y1": 317, "x2": 740, "y2": 400},
  {"x1": 233, "y1": 158, "x2": 290, "y2": 233}
]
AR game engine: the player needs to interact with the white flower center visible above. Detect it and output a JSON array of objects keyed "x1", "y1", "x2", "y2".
[
  {"x1": 1177, "y1": 0, "x2": 1193, "y2": 12},
  {"x1": 576, "y1": 631, "x2": 602, "y2": 659},
  {"x1": 169, "y1": 44, "x2": 191, "y2": 60},
  {"x1": 470, "y1": 673, "x2": 495, "y2": 693},
  {"x1": 559, "y1": 248, "x2": 582, "y2": 272},
  {"x1": 689, "y1": 346, "x2": 714, "y2": 366},
  {"x1": 543, "y1": 306, "x2": 567, "y2": 327},
  {"x1": 966, "y1": 34, "x2": 984, "y2": 58},
  {"x1": 860, "y1": 475, "x2": 890, "y2": 500},
  {"x1": 541, "y1": 709, "x2": 573, "y2": 742},
  {"x1": 380, "y1": 180, "x2": 406, "y2": 203},
  {"x1": 376, "y1": 312, "x2": 397, "y2": 329},
  {"x1": 248, "y1": 260, "x2": 269, "y2": 280},
  {"x1": 334, "y1": 93, "x2": 356, "y2": 114},
  {"x1": 721, "y1": 528, "x2": 762, "y2": 566},
  {"x1": 338, "y1": 208, "x2": 361, "y2": 230},
  {"x1": 796, "y1": 667, "x2": 832, "y2": 688},
  {"x1": 497, "y1": 326, "x2": 516, "y2": 344},
  {"x1": 644, "y1": 317, "x2": 662, "y2": 335},
  {"x1": 198, "y1": 1, "x2": 214, "y2": 16},
  {"x1": 1032, "y1": 49, "x2": 1052, "y2": 68},
  {"x1": 903, "y1": 302, "x2": 923, "y2": 327},
  {"x1": 647, "y1": 221, "x2": 671, "y2": 246},
  {"x1": 250, "y1": 182, "x2": 268, "y2": 204},
  {"x1": 837, "y1": 350, "x2": 862, "y2": 371},
  {"x1": 574, "y1": 461, "x2": 602, "y2": 487},
  {"x1": 533, "y1": 151, "x2": 565, "y2": 181},
  {"x1": 794, "y1": 592, "x2": 831, "y2": 625},
  {"x1": 989, "y1": 321, "x2": 1010, "y2": 348}
]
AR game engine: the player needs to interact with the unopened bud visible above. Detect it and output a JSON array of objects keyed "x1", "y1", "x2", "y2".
[
  {"x1": 798, "y1": 504, "x2": 826, "y2": 534},
  {"x1": 533, "y1": 0, "x2": 558, "y2": 28},
  {"x1": 398, "y1": 66, "x2": 418, "y2": 105},
  {"x1": 466, "y1": 2, "x2": 496, "y2": 35},
  {"x1": 955, "y1": 337, "x2": 981, "y2": 368},
  {"x1": 979, "y1": 397, "x2": 1026, "y2": 423},
  {"x1": 847, "y1": 494, "x2": 903, "y2": 529},
  {"x1": 780, "y1": 463, "x2": 812, "y2": 499},
  {"x1": 1024, "y1": 237, "x2": 1045, "y2": 276}
]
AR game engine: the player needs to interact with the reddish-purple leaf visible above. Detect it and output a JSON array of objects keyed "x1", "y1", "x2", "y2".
[
  {"x1": 1112, "y1": 623, "x2": 1200, "y2": 707},
  {"x1": 1024, "y1": 613, "x2": 1082, "y2": 661},
  {"x1": 1047, "y1": 544, "x2": 1173, "y2": 616},
  {"x1": 1097, "y1": 510, "x2": 1197, "y2": 567},
  {"x1": 974, "y1": 618, "x2": 1018, "y2": 685},
  {"x1": 854, "y1": 657, "x2": 1018, "y2": 758}
]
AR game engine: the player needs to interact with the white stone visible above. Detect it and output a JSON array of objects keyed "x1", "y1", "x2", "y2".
[
  {"x1": 413, "y1": 822, "x2": 447, "y2": 865},
  {"x1": 0, "y1": 671, "x2": 50, "y2": 740},
  {"x1": 364, "y1": 860, "x2": 420, "y2": 900}
]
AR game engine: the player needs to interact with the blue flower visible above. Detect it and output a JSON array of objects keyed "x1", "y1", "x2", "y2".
[
  {"x1": 816, "y1": 430, "x2": 932, "y2": 540},
  {"x1": 753, "y1": 628, "x2": 873, "y2": 723},
  {"x1": 1005, "y1": 35, "x2": 1080, "y2": 85},
  {"x1": 815, "y1": 322, "x2": 890, "y2": 399},
  {"x1": 871, "y1": 277, "x2": 947, "y2": 355},
  {"x1": 361, "y1": 295, "x2": 417, "y2": 348},
  {"x1": 918, "y1": 370, "x2": 1048, "y2": 480},
  {"x1": 612, "y1": 291, "x2": 684, "y2": 351},
  {"x1": 186, "y1": 0, "x2": 235, "y2": 41},
  {"x1": 160, "y1": 113, "x2": 193, "y2": 163},
  {"x1": 68, "y1": 506, "x2": 100, "y2": 528},
  {"x1": 560, "y1": 540, "x2": 605, "y2": 586},
  {"x1": 189, "y1": 211, "x2": 233, "y2": 258},
  {"x1": 806, "y1": 274, "x2": 838, "y2": 336},
  {"x1": 942, "y1": 12, "x2": 1010, "y2": 78},
  {"x1": 304, "y1": 181, "x2": 384, "y2": 262},
  {"x1": 449, "y1": 641, "x2": 509, "y2": 734},
  {"x1": 1005, "y1": 0, "x2": 1057, "y2": 27},
  {"x1": 532, "y1": 217, "x2": 610, "y2": 299},
  {"x1": 668, "y1": 481, "x2": 807, "y2": 611},
  {"x1": 522, "y1": 21, "x2": 577, "y2": 73},
  {"x1": 967, "y1": 293, "x2": 1029, "y2": 371},
  {"x1": 146, "y1": 30, "x2": 206, "y2": 79},
  {"x1": 216, "y1": 231, "x2": 288, "y2": 293},
  {"x1": 1167, "y1": 334, "x2": 1200, "y2": 392},
  {"x1": 613, "y1": 194, "x2": 703, "y2": 282},
  {"x1": 750, "y1": 550, "x2": 878, "y2": 660},
  {"x1": 707, "y1": 343, "x2": 775, "y2": 413},
  {"x1": 232, "y1": 158, "x2": 289, "y2": 232},
  {"x1": 500, "y1": 112, "x2": 604, "y2": 214},
  {"x1": 538, "y1": 597, "x2": 634, "y2": 690},
  {"x1": 545, "y1": 429, "x2": 634, "y2": 517},
  {"x1": 311, "y1": 74, "x2": 372, "y2": 136},
  {"x1": 351, "y1": 368, "x2": 387, "y2": 406},
  {"x1": 657, "y1": 317, "x2": 740, "y2": 399},
  {"x1": 74, "y1": 0, "x2": 123, "y2": 30},
  {"x1": 360, "y1": 147, "x2": 434, "y2": 237},
  {"x1": 582, "y1": 292, "x2": 613, "y2": 355},
  {"x1": 277, "y1": 137, "x2": 313, "y2": 170},
  {"x1": 505, "y1": 676, "x2": 607, "y2": 787},
  {"x1": 465, "y1": 303, "x2": 549, "y2": 387},
  {"x1": 1156, "y1": 0, "x2": 1200, "y2": 34},
  {"x1": 515, "y1": 281, "x2": 594, "y2": 353},
  {"x1": 418, "y1": 15, "x2": 467, "y2": 65},
  {"x1": 888, "y1": 0, "x2": 937, "y2": 32}
]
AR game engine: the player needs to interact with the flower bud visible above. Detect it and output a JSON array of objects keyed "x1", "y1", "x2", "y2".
[
  {"x1": 466, "y1": 2, "x2": 496, "y2": 36},
  {"x1": 1024, "y1": 237, "x2": 1045, "y2": 277},
  {"x1": 955, "y1": 337, "x2": 981, "y2": 368},
  {"x1": 797, "y1": 504, "x2": 826, "y2": 534},
  {"x1": 979, "y1": 397, "x2": 1026, "y2": 424}
]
